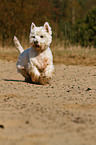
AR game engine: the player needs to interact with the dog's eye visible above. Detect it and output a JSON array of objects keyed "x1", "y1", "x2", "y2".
[
  {"x1": 40, "y1": 35, "x2": 44, "y2": 38},
  {"x1": 32, "y1": 36, "x2": 35, "y2": 38}
]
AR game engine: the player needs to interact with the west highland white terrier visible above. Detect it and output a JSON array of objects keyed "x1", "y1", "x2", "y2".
[{"x1": 13, "y1": 22, "x2": 54, "y2": 84}]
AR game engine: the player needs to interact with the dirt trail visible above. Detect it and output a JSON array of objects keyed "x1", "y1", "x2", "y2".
[{"x1": 0, "y1": 59, "x2": 96, "y2": 145}]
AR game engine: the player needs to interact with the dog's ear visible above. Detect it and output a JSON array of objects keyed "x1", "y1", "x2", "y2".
[
  {"x1": 44, "y1": 22, "x2": 52, "y2": 35},
  {"x1": 31, "y1": 22, "x2": 36, "y2": 31}
]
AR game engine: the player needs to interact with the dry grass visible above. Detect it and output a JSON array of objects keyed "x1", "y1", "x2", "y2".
[
  {"x1": 0, "y1": 46, "x2": 18, "y2": 62},
  {"x1": 52, "y1": 44, "x2": 96, "y2": 66},
  {"x1": 0, "y1": 44, "x2": 96, "y2": 66}
]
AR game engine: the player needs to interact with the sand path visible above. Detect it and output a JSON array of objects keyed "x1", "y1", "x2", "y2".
[{"x1": 0, "y1": 59, "x2": 96, "y2": 145}]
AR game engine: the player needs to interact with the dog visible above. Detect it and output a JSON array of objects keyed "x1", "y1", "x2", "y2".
[{"x1": 13, "y1": 22, "x2": 55, "y2": 84}]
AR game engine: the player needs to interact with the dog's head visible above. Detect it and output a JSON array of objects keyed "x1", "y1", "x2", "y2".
[{"x1": 29, "y1": 22, "x2": 52, "y2": 51}]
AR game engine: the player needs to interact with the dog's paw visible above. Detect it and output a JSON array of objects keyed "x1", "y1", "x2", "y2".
[
  {"x1": 29, "y1": 66, "x2": 40, "y2": 83},
  {"x1": 39, "y1": 73, "x2": 51, "y2": 84},
  {"x1": 31, "y1": 74, "x2": 39, "y2": 83}
]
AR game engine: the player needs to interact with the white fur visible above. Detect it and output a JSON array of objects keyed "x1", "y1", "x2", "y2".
[
  {"x1": 14, "y1": 36, "x2": 24, "y2": 53},
  {"x1": 13, "y1": 22, "x2": 54, "y2": 84}
]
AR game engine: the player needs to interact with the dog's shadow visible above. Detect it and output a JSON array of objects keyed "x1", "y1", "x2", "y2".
[
  {"x1": 4, "y1": 79, "x2": 25, "y2": 83},
  {"x1": 3, "y1": 79, "x2": 33, "y2": 84},
  {"x1": 3, "y1": 79, "x2": 43, "y2": 85}
]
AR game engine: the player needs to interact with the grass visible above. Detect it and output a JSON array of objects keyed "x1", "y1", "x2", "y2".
[
  {"x1": 0, "y1": 44, "x2": 96, "y2": 66},
  {"x1": 0, "y1": 46, "x2": 18, "y2": 62},
  {"x1": 52, "y1": 43, "x2": 96, "y2": 66}
]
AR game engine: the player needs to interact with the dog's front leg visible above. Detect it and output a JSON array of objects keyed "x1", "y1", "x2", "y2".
[
  {"x1": 28, "y1": 65, "x2": 40, "y2": 83},
  {"x1": 39, "y1": 65, "x2": 55, "y2": 84}
]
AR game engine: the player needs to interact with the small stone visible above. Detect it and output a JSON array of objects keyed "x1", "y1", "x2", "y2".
[
  {"x1": 26, "y1": 121, "x2": 29, "y2": 124},
  {"x1": 67, "y1": 90, "x2": 70, "y2": 92},
  {"x1": 0, "y1": 124, "x2": 4, "y2": 129},
  {"x1": 85, "y1": 88, "x2": 91, "y2": 91},
  {"x1": 72, "y1": 117, "x2": 84, "y2": 124}
]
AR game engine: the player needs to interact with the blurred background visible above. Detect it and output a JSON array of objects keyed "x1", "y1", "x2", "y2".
[{"x1": 0, "y1": 0, "x2": 96, "y2": 65}]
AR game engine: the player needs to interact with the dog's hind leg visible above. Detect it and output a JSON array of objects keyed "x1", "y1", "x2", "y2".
[
  {"x1": 13, "y1": 36, "x2": 24, "y2": 54},
  {"x1": 17, "y1": 68, "x2": 31, "y2": 82}
]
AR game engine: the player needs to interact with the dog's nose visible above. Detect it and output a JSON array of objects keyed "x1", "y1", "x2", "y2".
[{"x1": 34, "y1": 41, "x2": 38, "y2": 44}]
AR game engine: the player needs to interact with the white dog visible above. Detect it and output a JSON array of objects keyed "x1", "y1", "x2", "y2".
[{"x1": 13, "y1": 22, "x2": 54, "y2": 84}]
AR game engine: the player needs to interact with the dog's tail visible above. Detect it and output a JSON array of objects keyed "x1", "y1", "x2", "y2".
[{"x1": 13, "y1": 36, "x2": 24, "y2": 54}]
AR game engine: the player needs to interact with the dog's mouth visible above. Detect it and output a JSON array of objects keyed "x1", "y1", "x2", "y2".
[
  {"x1": 30, "y1": 41, "x2": 44, "y2": 51},
  {"x1": 33, "y1": 44, "x2": 40, "y2": 48},
  {"x1": 33, "y1": 41, "x2": 41, "y2": 49},
  {"x1": 33, "y1": 44, "x2": 42, "y2": 51},
  {"x1": 34, "y1": 44, "x2": 40, "y2": 48}
]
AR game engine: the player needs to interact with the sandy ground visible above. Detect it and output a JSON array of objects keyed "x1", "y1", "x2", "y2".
[{"x1": 0, "y1": 59, "x2": 96, "y2": 145}]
